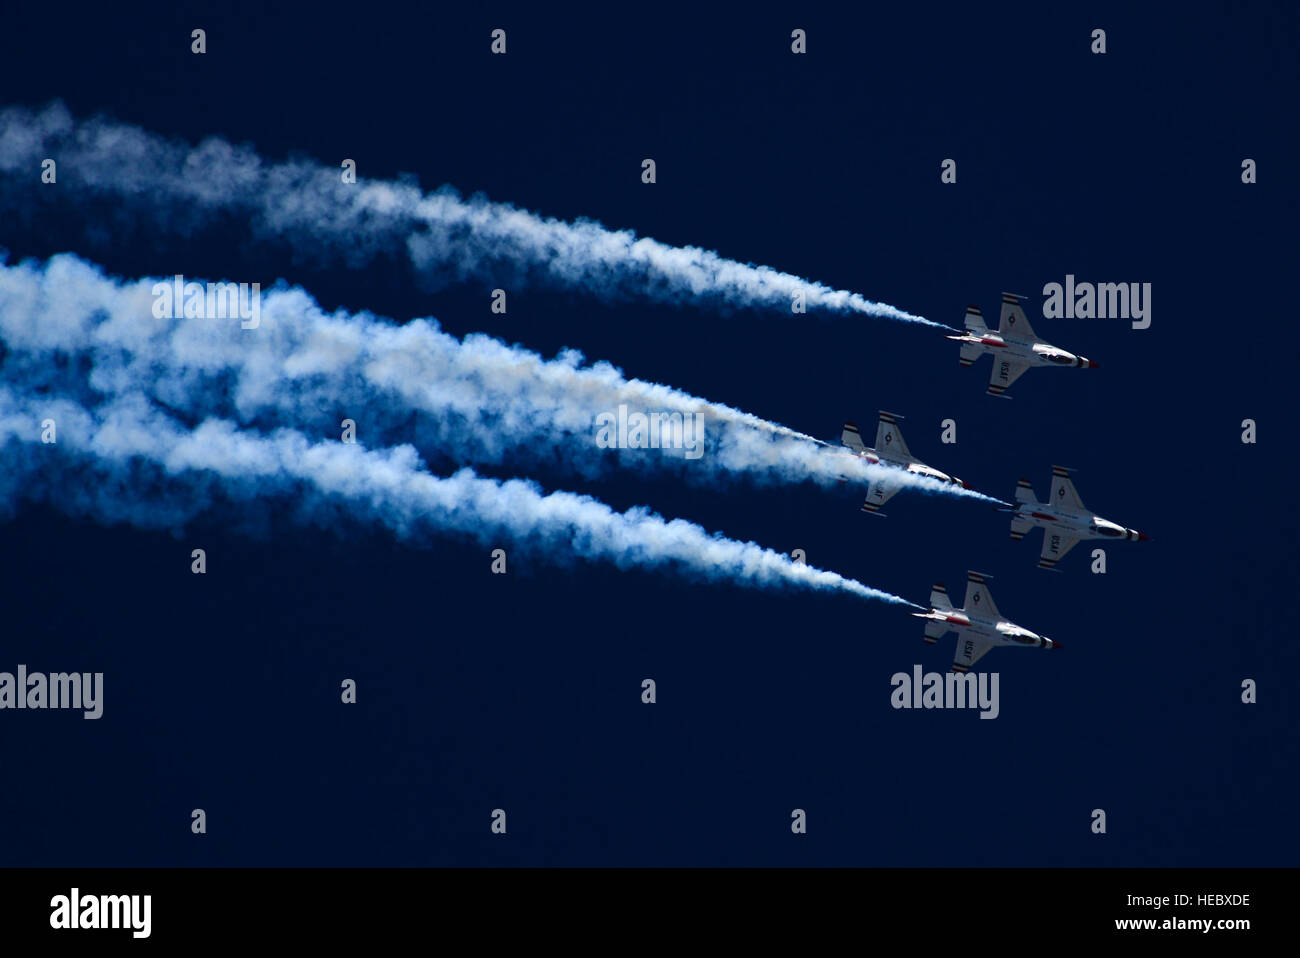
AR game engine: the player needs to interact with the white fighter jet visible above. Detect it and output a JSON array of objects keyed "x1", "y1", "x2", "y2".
[
  {"x1": 840, "y1": 411, "x2": 970, "y2": 516},
  {"x1": 912, "y1": 571, "x2": 1060, "y2": 673},
  {"x1": 1007, "y1": 466, "x2": 1148, "y2": 570},
  {"x1": 948, "y1": 292, "x2": 1099, "y2": 397}
]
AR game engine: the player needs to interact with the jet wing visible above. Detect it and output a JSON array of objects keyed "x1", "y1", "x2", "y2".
[
  {"x1": 962, "y1": 571, "x2": 1000, "y2": 619},
  {"x1": 874, "y1": 411, "x2": 914, "y2": 463},
  {"x1": 1038, "y1": 531, "x2": 1081, "y2": 570},
  {"x1": 999, "y1": 292, "x2": 1040, "y2": 341},
  {"x1": 987, "y1": 357, "x2": 1030, "y2": 397},
  {"x1": 952, "y1": 635, "x2": 995, "y2": 673},
  {"x1": 1049, "y1": 467, "x2": 1086, "y2": 511},
  {"x1": 861, "y1": 478, "x2": 901, "y2": 515}
]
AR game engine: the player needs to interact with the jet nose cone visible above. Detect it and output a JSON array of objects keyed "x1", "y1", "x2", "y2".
[
  {"x1": 1084, "y1": 358, "x2": 1100, "y2": 369},
  {"x1": 959, "y1": 479, "x2": 973, "y2": 490},
  {"x1": 1047, "y1": 638, "x2": 1061, "y2": 650},
  {"x1": 1137, "y1": 531, "x2": 1149, "y2": 542}
]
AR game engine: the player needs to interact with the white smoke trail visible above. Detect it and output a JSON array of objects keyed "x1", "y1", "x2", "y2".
[
  {"x1": 0, "y1": 253, "x2": 996, "y2": 504},
  {"x1": 0, "y1": 386, "x2": 916, "y2": 606},
  {"x1": 0, "y1": 102, "x2": 949, "y2": 328}
]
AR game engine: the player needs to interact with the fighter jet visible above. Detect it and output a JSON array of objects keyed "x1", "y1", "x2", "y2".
[
  {"x1": 1008, "y1": 466, "x2": 1148, "y2": 570},
  {"x1": 912, "y1": 571, "x2": 1060, "y2": 673},
  {"x1": 949, "y1": 292, "x2": 1099, "y2": 397},
  {"x1": 840, "y1": 411, "x2": 970, "y2": 516}
]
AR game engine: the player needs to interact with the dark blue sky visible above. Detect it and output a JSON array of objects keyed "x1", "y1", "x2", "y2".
[{"x1": 1, "y1": 2, "x2": 1296, "y2": 865}]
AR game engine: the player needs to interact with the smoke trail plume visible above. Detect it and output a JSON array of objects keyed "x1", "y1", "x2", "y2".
[
  {"x1": 0, "y1": 386, "x2": 915, "y2": 606},
  {"x1": 0, "y1": 254, "x2": 995, "y2": 504},
  {"x1": 0, "y1": 102, "x2": 947, "y2": 327}
]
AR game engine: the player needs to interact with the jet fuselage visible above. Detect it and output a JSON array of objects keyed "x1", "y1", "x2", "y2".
[
  {"x1": 1014, "y1": 503, "x2": 1146, "y2": 543},
  {"x1": 850, "y1": 448, "x2": 968, "y2": 489},
  {"x1": 914, "y1": 609, "x2": 1055, "y2": 649},
  {"x1": 946, "y1": 331, "x2": 1098, "y2": 370}
]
